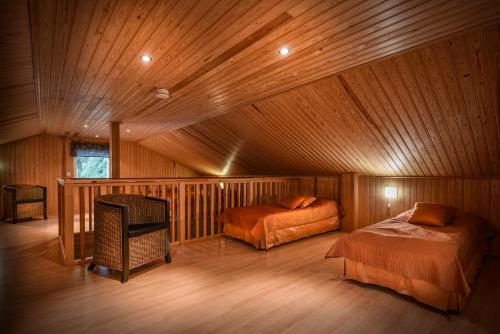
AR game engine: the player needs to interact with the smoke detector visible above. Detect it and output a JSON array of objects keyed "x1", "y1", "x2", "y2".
[{"x1": 154, "y1": 88, "x2": 170, "y2": 99}]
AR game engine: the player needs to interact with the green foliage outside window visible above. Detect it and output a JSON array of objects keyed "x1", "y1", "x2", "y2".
[{"x1": 76, "y1": 157, "x2": 109, "y2": 178}]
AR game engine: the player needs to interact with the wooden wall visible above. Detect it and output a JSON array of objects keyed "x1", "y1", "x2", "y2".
[
  {"x1": 120, "y1": 141, "x2": 197, "y2": 178},
  {"x1": 0, "y1": 134, "x2": 197, "y2": 217},
  {"x1": 0, "y1": 134, "x2": 63, "y2": 217},
  {"x1": 349, "y1": 176, "x2": 500, "y2": 233},
  {"x1": 297, "y1": 176, "x2": 341, "y2": 201}
]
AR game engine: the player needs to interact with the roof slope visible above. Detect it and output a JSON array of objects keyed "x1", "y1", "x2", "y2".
[
  {"x1": 141, "y1": 25, "x2": 500, "y2": 176},
  {"x1": 16, "y1": 0, "x2": 500, "y2": 140},
  {"x1": 0, "y1": 0, "x2": 40, "y2": 144},
  {"x1": 1, "y1": 1, "x2": 499, "y2": 177}
]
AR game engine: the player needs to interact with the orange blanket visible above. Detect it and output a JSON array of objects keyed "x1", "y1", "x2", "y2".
[
  {"x1": 219, "y1": 199, "x2": 339, "y2": 244},
  {"x1": 325, "y1": 211, "x2": 486, "y2": 297}
]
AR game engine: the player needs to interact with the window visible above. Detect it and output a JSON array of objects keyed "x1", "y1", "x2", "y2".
[
  {"x1": 75, "y1": 156, "x2": 109, "y2": 178},
  {"x1": 71, "y1": 141, "x2": 110, "y2": 178}
]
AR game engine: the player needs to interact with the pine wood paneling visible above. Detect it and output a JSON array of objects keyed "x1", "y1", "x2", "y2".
[
  {"x1": 0, "y1": 134, "x2": 64, "y2": 217},
  {"x1": 142, "y1": 25, "x2": 500, "y2": 177},
  {"x1": 341, "y1": 173, "x2": 359, "y2": 232},
  {"x1": 0, "y1": 0, "x2": 40, "y2": 144},
  {"x1": 0, "y1": 134, "x2": 197, "y2": 217},
  {"x1": 2, "y1": 2, "x2": 499, "y2": 179},
  {"x1": 17, "y1": 0, "x2": 499, "y2": 143},
  {"x1": 120, "y1": 141, "x2": 198, "y2": 178},
  {"x1": 354, "y1": 176, "x2": 500, "y2": 233},
  {"x1": 297, "y1": 176, "x2": 341, "y2": 200}
]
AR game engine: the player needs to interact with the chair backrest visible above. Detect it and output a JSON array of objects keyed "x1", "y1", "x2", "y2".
[
  {"x1": 3, "y1": 184, "x2": 44, "y2": 202},
  {"x1": 95, "y1": 194, "x2": 165, "y2": 225}
]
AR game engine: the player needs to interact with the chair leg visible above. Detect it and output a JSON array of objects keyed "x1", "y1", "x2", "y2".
[
  {"x1": 121, "y1": 267, "x2": 129, "y2": 283},
  {"x1": 165, "y1": 233, "x2": 172, "y2": 263},
  {"x1": 87, "y1": 263, "x2": 96, "y2": 271}
]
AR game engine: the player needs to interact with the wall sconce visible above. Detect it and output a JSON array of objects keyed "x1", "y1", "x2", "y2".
[
  {"x1": 384, "y1": 186, "x2": 398, "y2": 200},
  {"x1": 219, "y1": 182, "x2": 224, "y2": 190},
  {"x1": 384, "y1": 186, "x2": 398, "y2": 216}
]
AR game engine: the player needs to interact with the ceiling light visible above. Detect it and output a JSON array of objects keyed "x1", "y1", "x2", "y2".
[
  {"x1": 141, "y1": 55, "x2": 152, "y2": 62},
  {"x1": 279, "y1": 47, "x2": 289, "y2": 56},
  {"x1": 95, "y1": 135, "x2": 99, "y2": 138},
  {"x1": 83, "y1": 124, "x2": 88, "y2": 128},
  {"x1": 126, "y1": 129, "x2": 131, "y2": 133}
]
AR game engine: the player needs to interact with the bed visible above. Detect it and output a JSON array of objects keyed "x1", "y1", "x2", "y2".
[
  {"x1": 218, "y1": 198, "x2": 340, "y2": 250},
  {"x1": 325, "y1": 209, "x2": 490, "y2": 311}
]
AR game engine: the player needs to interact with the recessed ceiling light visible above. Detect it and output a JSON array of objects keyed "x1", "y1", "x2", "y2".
[
  {"x1": 279, "y1": 47, "x2": 289, "y2": 56},
  {"x1": 95, "y1": 135, "x2": 99, "y2": 138},
  {"x1": 83, "y1": 124, "x2": 88, "y2": 128},
  {"x1": 126, "y1": 129, "x2": 131, "y2": 133},
  {"x1": 141, "y1": 55, "x2": 152, "y2": 62}
]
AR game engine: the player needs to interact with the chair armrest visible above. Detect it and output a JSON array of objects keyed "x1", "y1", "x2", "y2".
[
  {"x1": 3, "y1": 186, "x2": 17, "y2": 192},
  {"x1": 94, "y1": 199, "x2": 130, "y2": 233},
  {"x1": 3, "y1": 186, "x2": 17, "y2": 201},
  {"x1": 94, "y1": 199, "x2": 130, "y2": 273}
]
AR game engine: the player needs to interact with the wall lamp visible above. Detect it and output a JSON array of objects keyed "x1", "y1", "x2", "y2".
[{"x1": 384, "y1": 186, "x2": 398, "y2": 216}]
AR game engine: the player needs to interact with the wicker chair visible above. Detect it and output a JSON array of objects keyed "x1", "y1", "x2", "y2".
[
  {"x1": 2, "y1": 185, "x2": 47, "y2": 223},
  {"x1": 88, "y1": 194, "x2": 172, "y2": 283}
]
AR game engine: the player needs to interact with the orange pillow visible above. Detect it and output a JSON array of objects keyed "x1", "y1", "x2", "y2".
[
  {"x1": 407, "y1": 202, "x2": 456, "y2": 227},
  {"x1": 277, "y1": 195, "x2": 306, "y2": 209},
  {"x1": 299, "y1": 196, "x2": 317, "y2": 208}
]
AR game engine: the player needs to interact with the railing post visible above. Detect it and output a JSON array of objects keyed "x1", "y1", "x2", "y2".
[
  {"x1": 210, "y1": 184, "x2": 215, "y2": 239},
  {"x1": 249, "y1": 182, "x2": 254, "y2": 205},
  {"x1": 341, "y1": 173, "x2": 359, "y2": 232},
  {"x1": 79, "y1": 187, "x2": 86, "y2": 261},
  {"x1": 63, "y1": 182, "x2": 75, "y2": 265},
  {"x1": 58, "y1": 181, "x2": 63, "y2": 237},
  {"x1": 178, "y1": 182, "x2": 185, "y2": 244}
]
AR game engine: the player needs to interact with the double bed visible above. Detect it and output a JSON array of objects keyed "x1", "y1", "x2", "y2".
[
  {"x1": 219, "y1": 198, "x2": 340, "y2": 250},
  {"x1": 325, "y1": 209, "x2": 490, "y2": 311}
]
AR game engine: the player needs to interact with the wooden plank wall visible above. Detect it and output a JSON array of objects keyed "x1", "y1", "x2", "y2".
[
  {"x1": 0, "y1": 134, "x2": 198, "y2": 217},
  {"x1": 297, "y1": 176, "x2": 341, "y2": 201},
  {"x1": 354, "y1": 176, "x2": 500, "y2": 232},
  {"x1": 120, "y1": 141, "x2": 198, "y2": 178},
  {"x1": 0, "y1": 134, "x2": 63, "y2": 217}
]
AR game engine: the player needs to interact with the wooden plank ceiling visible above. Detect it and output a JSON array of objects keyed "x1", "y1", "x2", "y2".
[
  {"x1": 23, "y1": 0, "x2": 500, "y2": 141},
  {"x1": 1, "y1": 0, "x2": 499, "y2": 176},
  {"x1": 0, "y1": 0, "x2": 40, "y2": 144},
  {"x1": 141, "y1": 24, "x2": 500, "y2": 177}
]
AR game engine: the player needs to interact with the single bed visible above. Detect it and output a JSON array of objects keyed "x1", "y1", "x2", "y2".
[
  {"x1": 325, "y1": 210, "x2": 489, "y2": 311},
  {"x1": 219, "y1": 198, "x2": 340, "y2": 250}
]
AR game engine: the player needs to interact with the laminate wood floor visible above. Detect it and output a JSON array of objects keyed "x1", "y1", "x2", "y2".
[{"x1": 1, "y1": 218, "x2": 499, "y2": 334}]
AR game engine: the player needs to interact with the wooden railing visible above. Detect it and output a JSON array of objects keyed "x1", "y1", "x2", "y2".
[{"x1": 57, "y1": 177, "x2": 301, "y2": 265}]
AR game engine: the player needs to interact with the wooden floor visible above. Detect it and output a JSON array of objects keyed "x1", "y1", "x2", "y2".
[{"x1": 1, "y1": 218, "x2": 499, "y2": 334}]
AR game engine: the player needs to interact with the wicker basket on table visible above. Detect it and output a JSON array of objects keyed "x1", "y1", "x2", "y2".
[{"x1": 88, "y1": 194, "x2": 172, "y2": 283}]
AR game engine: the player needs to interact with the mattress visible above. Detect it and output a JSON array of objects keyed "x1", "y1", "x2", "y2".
[
  {"x1": 325, "y1": 210, "x2": 488, "y2": 311},
  {"x1": 219, "y1": 198, "x2": 340, "y2": 249}
]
